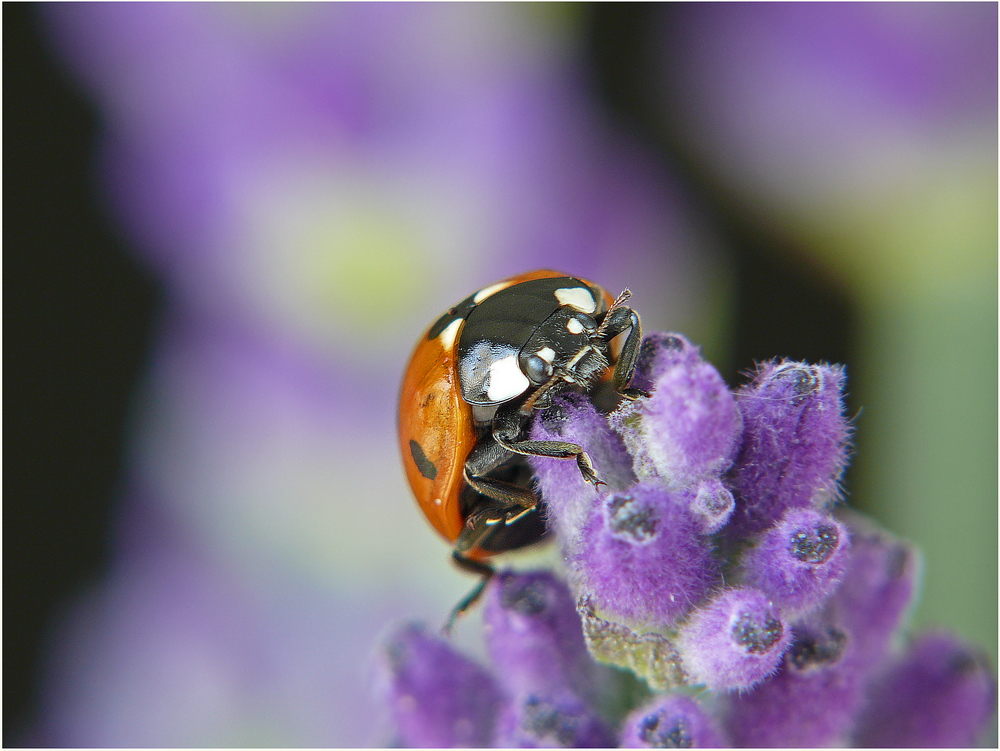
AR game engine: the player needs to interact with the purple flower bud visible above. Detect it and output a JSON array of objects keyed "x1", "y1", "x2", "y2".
[
  {"x1": 742, "y1": 508, "x2": 850, "y2": 616},
  {"x1": 620, "y1": 695, "x2": 726, "y2": 748},
  {"x1": 530, "y1": 392, "x2": 635, "y2": 547},
  {"x1": 611, "y1": 334, "x2": 741, "y2": 485},
  {"x1": 377, "y1": 623, "x2": 500, "y2": 747},
  {"x1": 852, "y1": 631, "x2": 997, "y2": 747},
  {"x1": 627, "y1": 332, "x2": 700, "y2": 396},
  {"x1": 727, "y1": 361, "x2": 850, "y2": 536},
  {"x1": 493, "y1": 692, "x2": 615, "y2": 748},
  {"x1": 829, "y1": 515, "x2": 919, "y2": 664},
  {"x1": 677, "y1": 588, "x2": 790, "y2": 690},
  {"x1": 483, "y1": 571, "x2": 596, "y2": 700},
  {"x1": 575, "y1": 482, "x2": 719, "y2": 627},
  {"x1": 690, "y1": 478, "x2": 735, "y2": 534}
]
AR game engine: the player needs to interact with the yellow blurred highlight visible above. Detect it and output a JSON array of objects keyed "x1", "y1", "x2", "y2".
[
  {"x1": 295, "y1": 201, "x2": 429, "y2": 333},
  {"x1": 232, "y1": 157, "x2": 490, "y2": 356}
]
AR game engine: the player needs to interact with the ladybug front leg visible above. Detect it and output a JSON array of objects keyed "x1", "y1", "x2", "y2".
[
  {"x1": 490, "y1": 402, "x2": 603, "y2": 487},
  {"x1": 598, "y1": 305, "x2": 648, "y2": 399}
]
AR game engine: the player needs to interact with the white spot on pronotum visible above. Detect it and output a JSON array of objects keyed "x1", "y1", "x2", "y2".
[
  {"x1": 566, "y1": 317, "x2": 585, "y2": 334},
  {"x1": 535, "y1": 346, "x2": 555, "y2": 363},
  {"x1": 434, "y1": 497, "x2": 442, "y2": 506},
  {"x1": 437, "y1": 318, "x2": 462, "y2": 350},
  {"x1": 473, "y1": 281, "x2": 510, "y2": 304},
  {"x1": 461, "y1": 341, "x2": 519, "y2": 403},
  {"x1": 554, "y1": 286, "x2": 597, "y2": 313},
  {"x1": 486, "y1": 354, "x2": 530, "y2": 401}
]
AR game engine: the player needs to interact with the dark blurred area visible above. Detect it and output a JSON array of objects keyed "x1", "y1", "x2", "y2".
[
  {"x1": 4, "y1": 3, "x2": 163, "y2": 741},
  {"x1": 3, "y1": 2, "x2": 855, "y2": 741},
  {"x1": 584, "y1": 4, "x2": 855, "y2": 382}
]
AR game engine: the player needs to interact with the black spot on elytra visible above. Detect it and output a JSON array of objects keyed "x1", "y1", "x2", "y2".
[{"x1": 409, "y1": 439, "x2": 437, "y2": 480}]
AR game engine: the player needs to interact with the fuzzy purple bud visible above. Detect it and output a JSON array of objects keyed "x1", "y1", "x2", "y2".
[
  {"x1": 483, "y1": 571, "x2": 596, "y2": 700},
  {"x1": 742, "y1": 508, "x2": 850, "y2": 616},
  {"x1": 575, "y1": 482, "x2": 719, "y2": 627},
  {"x1": 378, "y1": 623, "x2": 500, "y2": 747},
  {"x1": 727, "y1": 361, "x2": 850, "y2": 536},
  {"x1": 530, "y1": 392, "x2": 636, "y2": 547},
  {"x1": 829, "y1": 516, "x2": 919, "y2": 664},
  {"x1": 677, "y1": 588, "x2": 790, "y2": 690},
  {"x1": 627, "y1": 332, "x2": 700, "y2": 395},
  {"x1": 493, "y1": 692, "x2": 615, "y2": 748},
  {"x1": 611, "y1": 334, "x2": 741, "y2": 484},
  {"x1": 852, "y1": 632, "x2": 997, "y2": 747},
  {"x1": 620, "y1": 695, "x2": 727, "y2": 748}
]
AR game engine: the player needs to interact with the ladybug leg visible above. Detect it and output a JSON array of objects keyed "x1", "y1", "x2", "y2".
[
  {"x1": 442, "y1": 552, "x2": 494, "y2": 634},
  {"x1": 458, "y1": 434, "x2": 546, "y2": 552},
  {"x1": 491, "y1": 404, "x2": 603, "y2": 487},
  {"x1": 456, "y1": 435, "x2": 541, "y2": 550},
  {"x1": 454, "y1": 492, "x2": 534, "y2": 552},
  {"x1": 598, "y1": 305, "x2": 648, "y2": 399}
]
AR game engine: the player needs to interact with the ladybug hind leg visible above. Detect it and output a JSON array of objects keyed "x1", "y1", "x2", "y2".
[
  {"x1": 454, "y1": 433, "x2": 540, "y2": 553},
  {"x1": 442, "y1": 551, "x2": 494, "y2": 634}
]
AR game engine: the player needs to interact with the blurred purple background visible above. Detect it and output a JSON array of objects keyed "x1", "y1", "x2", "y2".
[{"x1": 6, "y1": 4, "x2": 995, "y2": 746}]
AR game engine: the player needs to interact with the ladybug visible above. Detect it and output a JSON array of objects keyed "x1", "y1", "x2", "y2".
[{"x1": 398, "y1": 269, "x2": 644, "y2": 623}]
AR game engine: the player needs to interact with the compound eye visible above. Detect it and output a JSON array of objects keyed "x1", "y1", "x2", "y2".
[{"x1": 524, "y1": 353, "x2": 552, "y2": 385}]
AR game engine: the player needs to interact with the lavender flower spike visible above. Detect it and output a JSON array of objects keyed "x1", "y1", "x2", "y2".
[
  {"x1": 727, "y1": 360, "x2": 850, "y2": 537},
  {"x1": 741, "y1": 508, "x2": 851, "y2": 617},
  {"x1": 677, "y1": 587, "x2": 791, "y2": 691},
  {"x1": 377, "y1": 623, "x2": 500, "y2": 747},
  {"x1": 378, "y1": 333, "x2": 995, "y2": 747},
  {"x1": 620, "y1": 695, "x2": 727, "y2": 748}
]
